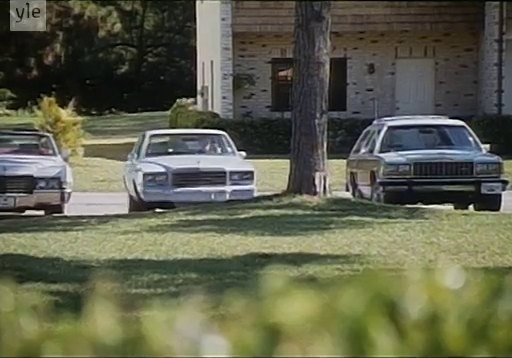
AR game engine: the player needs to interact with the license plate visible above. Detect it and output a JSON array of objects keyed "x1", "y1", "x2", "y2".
[
  {"x1": 481, "y1": 183, "x2": 503, "y2": 194},
  {"x1": 0, "y1": 196, "x2": 16, "y2": 209}
]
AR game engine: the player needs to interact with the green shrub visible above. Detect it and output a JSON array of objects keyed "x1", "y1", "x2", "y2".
[
  {"x1": 0, "y1": 88, "x2": 16, "y2": 115},
  {"x1": 34, "y1": 96, "x2": 84, "y2": 157},
  {"x1": 1, "y1": 268, "x2": 512, "y2": 356},
  {"x1": 467, "y1": 115, "x2": 512, "y2": 155},
  {"x1": 168, "y1": 98, "x2": 220, "y2": 128},
  {"x1": 168, "y1": 104, "x2": 512, "y2": 156}
]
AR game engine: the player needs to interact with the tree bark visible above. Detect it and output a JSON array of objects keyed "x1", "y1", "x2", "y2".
[{"x1": 286, "y1": 1, "x2": 331, "y2": 197}]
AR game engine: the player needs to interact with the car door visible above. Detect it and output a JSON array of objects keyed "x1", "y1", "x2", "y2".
[
  {"x1": 356, "y1": 128, "x2": 382, "y2": 198},
  {"x1": 347, "y1": 127, "x2": 372, "y2": 191}
]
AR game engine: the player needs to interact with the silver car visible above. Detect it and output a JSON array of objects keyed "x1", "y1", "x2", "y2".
[
  {"x1": 123, "y1": 129, "x2": 256, "y2": 212},
  {"x1": 0, "y1": 129, "x2": 73, "y2": 215},
  {"x1": 346, "y1": 116, "x2": 509, "y2": 211}
]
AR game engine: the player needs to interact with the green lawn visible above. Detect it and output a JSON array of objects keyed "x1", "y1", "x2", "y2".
[
  {"x1": 72, "y1": 157, "x2": 512, "y2": 193},
  {"x1": 0, "y1": 111, "x2": 169, "y2": 141},
  {"x1": 71, "y1": 157, "x2": 347, "y2": 193},
  {"x1": 1, "y1": 196, "x2": 512, "y2": 312}
]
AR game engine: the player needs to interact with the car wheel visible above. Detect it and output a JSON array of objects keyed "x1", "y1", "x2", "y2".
[
  {"x1": 370, "y1": 181, "x2": 397, "y2": 205},
  {"x1": 453, "y1": 202, "x2": 470, "y2": 210},
  {"x1": 44, "y1": 204, "x2": 65, "y2": 216},
  {"x1": 128, "y1": 194, "x2": 148, "y2": 212},
  {"x1": 349, "y1": 174, "x2": 361, "y2": 199},
  {"x1": 370, "y1": 182, "x2": 384, "y2": 203},
  {"x1": 474, "y1": 194, "x2": 502, "y2": 212}
]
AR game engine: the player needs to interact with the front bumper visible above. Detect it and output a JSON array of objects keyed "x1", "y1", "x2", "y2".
[
  {"x1": 140, "y1": 185, "x2": 256, "y2": 204},
  {"x1": 0, "y1": 190, "x2": 72, "y2": 212},
  {"x1": 377, "y1": 178, "x2": 508, "y2": 204},
  {"x1": 379, "y1": 178, "x2": 508, "y2": 192}
]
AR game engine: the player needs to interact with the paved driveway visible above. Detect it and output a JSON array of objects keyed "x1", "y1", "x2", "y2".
[{"x1": 64, "y1": 190, "x2": 512, "y2": 216}]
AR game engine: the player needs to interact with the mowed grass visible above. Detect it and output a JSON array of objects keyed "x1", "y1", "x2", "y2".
[
  {"x1": 1, "y1": 196, "x2": 512, "y2": 312},
  {"x1": 70, "y1": 157, "x2": 346, "y2": 193},
  {"x1": 71, "y1": 156, "x2": 512, "y2": 193},
  {"x1": 0, "y1": 111, "x2": 169, "y2": 141}
]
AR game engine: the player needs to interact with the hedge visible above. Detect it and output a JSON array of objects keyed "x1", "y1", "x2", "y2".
[
  {"x1": 168, "y1": 104, "x2": 512, "y2": 156},
  {"x1": 1, "y1": 268, "x2": 512, "y2": 356},
  {"x1": 467, "y1": 115, "x2": 512, "y2": 155}
]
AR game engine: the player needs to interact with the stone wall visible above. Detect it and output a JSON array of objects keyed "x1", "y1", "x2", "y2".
[{"x1": 233, "y1": 31, "x2": 479, "y2": 119}]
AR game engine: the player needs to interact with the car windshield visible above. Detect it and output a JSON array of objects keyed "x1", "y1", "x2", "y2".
[
  {"x1": 144, "y1": 133, "x2": 237, "y2": 157},
  {"x1": 0, "y1": 133, "x2": 57, "y2": 156},
  {"x1": 379, "y1": 125, "x2": 481, "y2": 153}
]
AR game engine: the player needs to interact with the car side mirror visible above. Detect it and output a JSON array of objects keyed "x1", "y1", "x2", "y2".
[
  {"x1": 127, "y1": 152, "x2": 136, "y2": 161},
  {"x1": 238, "y1": 151, "x2": 247, "y2": 159},
  {"x1": 482, "y1": 144, "x2": 491, "y2": 152},
  {"x1": 61, "y1": 149, "x2": 70, "y2": 162}
]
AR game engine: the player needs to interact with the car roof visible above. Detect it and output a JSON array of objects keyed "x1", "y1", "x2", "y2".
[
  {"x1": 372, "y1": 115, "x2": 467, "y2": 127},
  {"x1": 145, "y1": 128, "x2": 228, "y2": 136}
]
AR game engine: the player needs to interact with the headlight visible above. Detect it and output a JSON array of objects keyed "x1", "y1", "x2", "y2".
[
  {"x1": 475, "y1": 162, "x2": 502, "y2": 176},
  {"x1": 229, "y1": 171, "x2": 254, "y2": 185},
  {"x1": 381, "y1": 164, "x2": 411, "y2": 177},
  {"x1": 143, "y1": 173, "x2": 169, "y2": 187},
  {"x1": 35, "y1": 178, "x2": 61, "y2": 190}
]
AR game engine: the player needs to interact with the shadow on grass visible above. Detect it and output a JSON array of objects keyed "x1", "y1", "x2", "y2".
[
  {"x1": 0, "y1": 196, "x2": 429, "y2": 236},
  {"x1": 0, "y1": 213, "x2": 141, "y2": 233},
  {"x1": 145, "y1": 196, "x2": 429, "y2": 236},
  {"x1": 0, "y1": 252, "x2": 364, "y2": 312}
]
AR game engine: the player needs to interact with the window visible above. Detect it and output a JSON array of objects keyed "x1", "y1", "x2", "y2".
[
  {"x1": 270, "y1": 57, "x2": 347, "y2": 111},
  {"x1": 362, "y1": 130, "x2": 378, "y2": 154},
  {"x1": 0, "y1": 133, "x2": 57, "y2": 156},
  {"x1": 351, "y1": 128, "x2": 372, "y2": 154},
  {"x1": 132, "y1": 134, "x2": 144, "y2": 158},
  {"x1": 329, "y1": 58, "x2": 348, "y2": 111},
  {"x1": 144, "y1": 133, "x2": 237, "y2": 157},
  {"x1": 271, "y1": 59, "x2": 293, "y2": 111},
  {"x1": 379, "y1": 125, "x2": 481, "y2": 153}
]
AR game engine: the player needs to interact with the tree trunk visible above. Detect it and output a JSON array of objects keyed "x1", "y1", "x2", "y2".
[{"x1": 286, "y1": 1, "x2": 331, "y2": 197}]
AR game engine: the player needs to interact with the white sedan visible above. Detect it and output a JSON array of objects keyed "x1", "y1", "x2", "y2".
[
  {"x1": 123, "y1": 129, "x2": 257, "y2": 212},
  {"x1": 0, "y1": 129, "x2": 73, "y2": 215}
]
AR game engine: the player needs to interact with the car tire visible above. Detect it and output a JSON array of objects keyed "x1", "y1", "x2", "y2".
[
  {"x1": 453, "y1": 202, "x2": 470, "y2": 210},
  {"x1": 349, "y1": 174, "x2": 361, "y2": 199},
  {"x1": 370, "y1": 182, "x2": 398, "y2": 205},
  {"x1": 474, "y1": 194, "x2": 502, "y2": 212},
  {"x1": 370, "y1": 182, "x2": 385, "y2": 204},
  {"x1": 44, "y1": 204, "x2": 65, "y2": 216},
  {"x1": 128, "y1": 194, "x2": 148, "y2": 212}
]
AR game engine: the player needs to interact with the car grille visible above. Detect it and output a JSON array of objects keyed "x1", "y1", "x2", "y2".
[
  {"x1": 172, "y1": 170, "x2": 227, "y2": 188},
  {"x1": 0, "y1": 176, "x2": 35, "y2": 194},
  {"x1": 412, "y1": 162, "x2": 474, "y2": 178}
]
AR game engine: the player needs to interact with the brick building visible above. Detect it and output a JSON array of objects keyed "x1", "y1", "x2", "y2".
[{"x1": 195, "y1": 1, "x2": 512, "y2": 120}]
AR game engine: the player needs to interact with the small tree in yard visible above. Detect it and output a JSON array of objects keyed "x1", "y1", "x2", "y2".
[
  {"x1": 287, "y1": 1, "x2": 332, "y2": 197},
  {"x1": 34, "y1": 96, "x2": 84, "y2": 157}
]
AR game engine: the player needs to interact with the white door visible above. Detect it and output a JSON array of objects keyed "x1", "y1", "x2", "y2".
[
  {"x1": 395, "y1": 58, "x2": 435, "y2": 115},
  {"x1": 503, "y1": 41, "x2": 512, "y2": 115}
]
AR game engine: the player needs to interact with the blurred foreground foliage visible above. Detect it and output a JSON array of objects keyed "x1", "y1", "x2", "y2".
[{"x1": 1, "y1": 267, "x2": 512, "y2": 356}]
